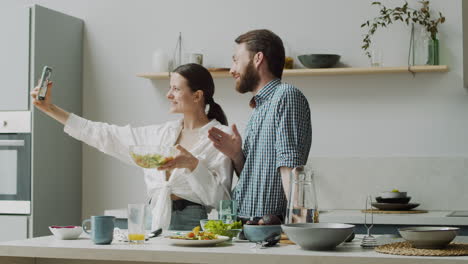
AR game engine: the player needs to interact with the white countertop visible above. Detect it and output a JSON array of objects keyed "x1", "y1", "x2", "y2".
[
  {"x1": 105, "y1": 208, "x2": 468, "y2": 226},
  {"x1": 1, "y1": 233, "x2": 468, "y2": 264}
]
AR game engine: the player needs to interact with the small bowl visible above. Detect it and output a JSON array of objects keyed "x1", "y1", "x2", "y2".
[
  {"x1": 49, "y1": 226, "x2": 83, "y2": 240},
  {"x1": 379, "y1": 191, "x2": 407, "y2": 199},
  {"x1": 297, "y1": 54, "x2": 340, "y2": 68},
  {"x1": 243, "y1": 225, "x2": 282, "y2": 243},
  {"x1": 398, "y1": 226, "x2": 459, "y2": 249},
  {"x1": 129, "y1": 145, "x2": 176, "y2": 168},
  {"x1": 282, "y1": 223, "x2": 355, "y2": 250},
  {"x1": 375, "y1": 196, "x2": 411, "y2": 204}
]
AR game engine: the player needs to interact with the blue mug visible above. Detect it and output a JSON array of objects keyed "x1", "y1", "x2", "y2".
[{"x1": 82, "y1": 216, "x2": 115, "y2": 244}]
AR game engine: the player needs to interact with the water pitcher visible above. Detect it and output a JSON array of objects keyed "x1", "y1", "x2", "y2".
[{"x1": 285, "y1": 166, "x2": 319, "y2": 224}]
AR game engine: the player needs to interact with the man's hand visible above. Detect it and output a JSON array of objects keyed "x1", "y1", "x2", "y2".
[{"x1": 208, "y1": 124, "x2": 245, "y2": 174}]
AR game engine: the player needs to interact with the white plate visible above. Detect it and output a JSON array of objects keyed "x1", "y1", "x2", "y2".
[{"x1": 169, "y1": 235, "x2": 230, "y2": 246}]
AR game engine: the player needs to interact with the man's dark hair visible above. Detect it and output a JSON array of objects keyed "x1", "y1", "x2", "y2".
[{"x1": 235, "y1": 29, "x2": 285, "y2": 79}]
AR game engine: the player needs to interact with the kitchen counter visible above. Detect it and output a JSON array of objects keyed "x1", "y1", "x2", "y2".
[
  {"x1": 105, "y1": 208, "x2": 468, "y2": 226},
  {"x1": 1, "y1": 233, "x2": 468, "y2": 264}
]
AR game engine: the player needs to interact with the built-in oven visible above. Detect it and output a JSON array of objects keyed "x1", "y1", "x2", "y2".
[{"x1": 0, "y1": 111, "x2": 31, "y2": 214}]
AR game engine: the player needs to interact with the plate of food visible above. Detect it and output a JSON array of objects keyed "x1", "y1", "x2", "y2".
[
  {"x1": 129, "y1": 146, "x2": 176, "y2": 168},
  {"x1": 167, "y1": 226, "x2": 230, "y2": 246}
]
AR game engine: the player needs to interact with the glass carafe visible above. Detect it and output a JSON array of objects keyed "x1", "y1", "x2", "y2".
[{"x1": 285, "y1": 166, "x2": 319, "y2": 224}]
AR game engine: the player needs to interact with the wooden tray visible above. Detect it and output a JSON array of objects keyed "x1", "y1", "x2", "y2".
[{"x1": 361, "y1": 209, "x2": 428, "y2": 214}]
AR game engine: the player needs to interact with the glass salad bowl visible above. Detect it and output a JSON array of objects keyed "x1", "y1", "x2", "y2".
[{"x1": 129, "y1": 145, "x2": 176, "y2": 169}]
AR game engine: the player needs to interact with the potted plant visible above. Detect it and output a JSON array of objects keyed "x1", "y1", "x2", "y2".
[{"x1": 361, "y1": 1, "x2": 446, "y2": 65}]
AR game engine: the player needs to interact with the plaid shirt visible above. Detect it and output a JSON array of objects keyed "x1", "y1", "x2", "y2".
[{"x1": 233, "y1": 79, "x2": 312, "y2": 218}]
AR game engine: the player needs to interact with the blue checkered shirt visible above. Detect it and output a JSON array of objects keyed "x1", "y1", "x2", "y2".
[{"x1": 233, "y1": 79, "x2": 312, "y2": 218}]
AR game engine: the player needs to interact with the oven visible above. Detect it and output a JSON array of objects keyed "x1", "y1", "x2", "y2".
[{"x1": 0, "y1": 111, "x2": 31, "y2": 214}]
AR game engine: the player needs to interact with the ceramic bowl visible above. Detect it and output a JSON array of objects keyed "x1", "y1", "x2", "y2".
[
  {"x1": 282, "y1": 223, "x2": 355, "y2": 250},
  {"x1": 379, "y1": 191, "x2": 407, "y2": 199},
  {"x1": 243, "y1": 225, "x2": 282, "y2": 242},
  {"x1": 49, "y1": 226, "x2": 83, "y2": 240},
  {"x1": 297, "y1": 54, "x2": 340, "y2": 68},
  {"x1": 129, "y1": 145, "x2": 176, "y2": 168},
  {"x1": 375, "y1": 196, "x2": 411, "y2": 204},
  {"x1": 398, "y1": 226, "x2": 459, "y2": 249}
]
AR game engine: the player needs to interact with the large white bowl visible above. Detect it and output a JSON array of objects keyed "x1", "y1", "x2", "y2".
[
  {"x1": 49, "y1": 226, "x2": 83, "y2": 240},
  {"x1": 398, "y1": 226, "x2": 459, "y2": 249},
  {"x1": 282, "y1": 223, "x2": 355, "y2": 250}
]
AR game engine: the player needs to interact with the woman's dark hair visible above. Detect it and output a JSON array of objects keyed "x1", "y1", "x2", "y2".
[
  {"x1": 235, "y1": 29, "x2": 285, "y2": 79},
  {"x1": 172, "y1": 63, "x2": 228, "y2": 126}
]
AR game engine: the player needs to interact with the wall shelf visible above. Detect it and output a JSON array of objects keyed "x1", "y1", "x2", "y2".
[{"x1": 136, "y1": 65, "x2": 449, "y2": 80}]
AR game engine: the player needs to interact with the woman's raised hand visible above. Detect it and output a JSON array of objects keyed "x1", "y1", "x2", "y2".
[
  {"x1": 158, "y1": 145, "x2": 199, "y2": 172},
  {"x1": 30, "y1": 80, "x2": 53, "y2": 112}
]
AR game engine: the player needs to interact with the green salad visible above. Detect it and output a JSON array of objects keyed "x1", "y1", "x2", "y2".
[
  {"x1": 203, "y1": 220, "x2": 242, "y2": 238},
  {"x1": 130, "y1": 152, "x2": 173, "y2": 168}
]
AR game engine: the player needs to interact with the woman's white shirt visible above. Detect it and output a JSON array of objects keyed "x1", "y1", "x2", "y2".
[{"x1": 64, "y1": 114, "x2": 233, "y2": 230}]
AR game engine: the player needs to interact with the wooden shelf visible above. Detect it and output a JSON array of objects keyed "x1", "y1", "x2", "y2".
[{"x1": 137, "y1": 65, "x2": 449, "y2": 80}]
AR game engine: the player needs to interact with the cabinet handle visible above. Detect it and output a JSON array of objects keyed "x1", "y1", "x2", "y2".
[{"x1": 0, "y1": 140, "x2": 25, "y2": 147}]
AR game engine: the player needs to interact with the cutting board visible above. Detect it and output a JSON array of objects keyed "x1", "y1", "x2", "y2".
[{"x1": 361, "y1": 209, "x2": 428, "y2": 214}]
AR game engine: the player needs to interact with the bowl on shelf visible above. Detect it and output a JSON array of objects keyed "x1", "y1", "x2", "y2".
[
  {"x1": 243, "y1": 225, "x2": 282, "y2": 243},
  {"x1": 129, "y1": 145, "x2": 176, "y2": 169},
  {"x1": 398, "y1": 226, "x2": 459, "y2": 249},
  {"x1": 379, "y1": 191, "x2": 407, "y2": 199},
  {"x1": 297, "y1": 54, "x2": 341, "y2": 68},
  {"x1": 49, "y1": 226, "x2": 83, "y2": 240},
  {"x1": 282, "y1": 223, "x2": 355, "y2": 250},
  {"x1": 375, "y1": 196, "x2": 411, "y2": 204}
]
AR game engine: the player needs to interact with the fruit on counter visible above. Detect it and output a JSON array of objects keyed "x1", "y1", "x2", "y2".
[
  {"x1": 130, "y1": 152, "x2": 174, "y2": 168},
  {"x1": 245, "y1": 215, "x2": 282, "y2": 225},
  {"x1": 391, "y1": 189, "x2": 400, "y2": 192},
  {"x1": 261, "y1": 214, "x2": 282, "y2": 225}
]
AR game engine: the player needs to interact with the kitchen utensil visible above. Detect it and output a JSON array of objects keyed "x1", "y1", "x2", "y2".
[
  {"x1": 49, "y1": 226, "x2": 82, "y2": 240},
  {"x1": 372, "y1": 202, "x2": 420, "y2": 211},
  {"x1": 379, "y1": 191, "x2": 407, "y2": 198},
  {"x1": 297, "y1": 54, "x2": 340, "y2": 68},
  {"x1": 242, "y1": 225, "x2": 282, "y2": 243},
  {"x1": 361, "y1": 195, "x2": 378, "y2": 248},
  {"x1": 375, "y1": 196, "x2": 411, "y2": 204},
  {"x1": 282, "y1": 223, "x2": 354, "y2": 250},
  {"x1": 286, "y1": 166, "x2": 319, "y2": 224},
  {"x1": 398, "y1": 226, "x2": 459, "y2": 249},
  {"x1": 82, "y1": 216, "x2": 115, "y2": 245}
]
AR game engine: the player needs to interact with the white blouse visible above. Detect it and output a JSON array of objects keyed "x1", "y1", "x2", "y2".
[{"x1": 64, "y1": 114, "x2": 233, "y2": 230}]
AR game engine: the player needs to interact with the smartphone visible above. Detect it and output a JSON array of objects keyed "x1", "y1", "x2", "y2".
[{"x1": 38, "y1": 66, "x2": 53, "y2": 100}]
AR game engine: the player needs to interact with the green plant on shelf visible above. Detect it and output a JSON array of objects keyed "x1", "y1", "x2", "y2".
[{"x1": 361, "y1": 0, "x2": 446, "y2": 59}]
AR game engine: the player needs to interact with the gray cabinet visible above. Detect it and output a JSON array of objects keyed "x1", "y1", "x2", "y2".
[
  {"x1": 0, "y1": 2, "x2": 83, "y2": 239},
  {"x1": 0, "y1": 216, "x2": 28, "y2": 242},
  {"x1": 0, "y1": 4, "x2": 29, "y2": 110}
]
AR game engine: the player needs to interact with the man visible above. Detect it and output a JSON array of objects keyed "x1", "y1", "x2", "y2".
[{"x1": 208, "y1": 29, "x2": 312, "y2": 221}]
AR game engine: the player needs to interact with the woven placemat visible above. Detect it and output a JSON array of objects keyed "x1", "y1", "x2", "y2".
[
  {"x1": 376, "y1": 242, "x2": 468, "y2": 256},
  {"x1": 361, "y1": 209, "x2": 428, "y2": 214}
]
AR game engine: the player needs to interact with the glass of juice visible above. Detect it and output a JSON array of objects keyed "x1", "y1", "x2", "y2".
[{"x1": 127, "y1": 203, "x2": 145, "y2": 244}]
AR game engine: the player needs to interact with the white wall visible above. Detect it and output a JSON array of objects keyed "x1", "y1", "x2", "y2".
[{"x1": 17, "y1": 0, "x2": 467, "y2": 216}]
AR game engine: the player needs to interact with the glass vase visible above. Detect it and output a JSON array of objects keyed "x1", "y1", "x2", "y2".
[{"x1": 427, "y1": 38, "x2": 439, "y2": 65}]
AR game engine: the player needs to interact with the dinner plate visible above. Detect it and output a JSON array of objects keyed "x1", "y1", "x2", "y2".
[
  {"x1": 371, "y1": 202, "x2": 420, "y2": 210},
  {"x1": 168, "y1": 235, "x2": 230, "y2": 246}
]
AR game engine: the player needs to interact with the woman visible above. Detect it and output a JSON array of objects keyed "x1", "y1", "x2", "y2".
[{"x1": 31, "y1": 63, "x2": 233, "y2": 230}]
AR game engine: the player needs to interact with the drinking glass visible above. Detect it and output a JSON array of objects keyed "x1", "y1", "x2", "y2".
[
  {"x1": 127, "y1": 203, "x2": 145, "y2": 244},
  {"x1": 370, "y1": 49, "x2": 383, "y2": 67},
  {"x1": 219, "y1": 200, "x2": 237, "y2": 224}
]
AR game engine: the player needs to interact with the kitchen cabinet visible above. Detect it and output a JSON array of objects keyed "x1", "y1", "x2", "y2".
[
  {"x1": 137, "y1": 65, "x2": 449, "y2": 80},
  {"x1": 0, "y1": 4, "x2": 29, "y2": 110},
  {"x1": 0, "y1": 2, "x2": 83, "y2": 239},
  {"x1": 0, "y1": 216, "x2": 28, "y2": 242}
]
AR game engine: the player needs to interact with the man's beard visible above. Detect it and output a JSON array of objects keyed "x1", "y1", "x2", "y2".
[{"x1": 236, "y1": 60, "x2": 260, "y2": 94}]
